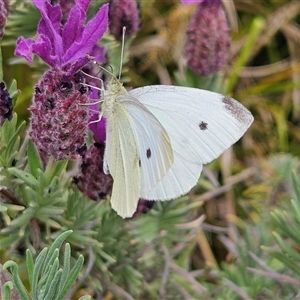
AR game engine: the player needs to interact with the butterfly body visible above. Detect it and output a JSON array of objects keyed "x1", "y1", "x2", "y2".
[{"x1": 100, "y1": 80, "x2": 253, "y2": 218}]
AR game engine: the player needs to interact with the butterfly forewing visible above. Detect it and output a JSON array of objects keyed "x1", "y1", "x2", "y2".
[{"x1": 129, "y1": 85, "x2": 253, "y2": 201}]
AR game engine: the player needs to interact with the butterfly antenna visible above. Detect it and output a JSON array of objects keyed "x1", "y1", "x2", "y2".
[{"x1": 118, "y1": 26, "x2": 126, "y2": 81}]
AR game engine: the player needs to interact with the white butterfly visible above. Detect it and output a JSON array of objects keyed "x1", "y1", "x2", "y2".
[{"x1": 100, "y1": 78, "x2": 253, "y2": 218}]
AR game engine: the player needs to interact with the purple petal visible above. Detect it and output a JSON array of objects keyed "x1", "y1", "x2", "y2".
[
  {"x1": 32, "y1": 34, "x2": 59, "y2": 67},
  {"x1": 77, "y1": 0, "x2": 92, "y2": 12},
  {"x1": 62, "y1": 5, "x2": 85, "y2": 52},
  {"x1": 63, "y1": 4, "x2": 109, "y2": 67},
  {"x1": 33, "y1": 0, "x2": 64, "y2": 62},
  {"x1": 89, "y1": 115, "x2": 106, "y2": 144},
  {"x1": 65, "y1": 56, "x2": 90, "y2": 75},
  {"x1": 14, "y1": 37, "x2": 35, "y2": 64}
]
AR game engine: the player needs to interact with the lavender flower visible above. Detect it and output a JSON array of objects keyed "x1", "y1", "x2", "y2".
[
  {"x1": 74, "y1": 142, "x2": 113, "y2": 201},
  {"x1": 109, "y1": 0, "x2": 140, "y2": 41},
  {"x1": 14, "y1": 0, "x2": 109, "y2": 160},
  {"x1": 29, "y1": 70, "x2": 90, "y2": 160},
  {"x1": 0, "y1": 0, "x2": 8, "y2": 38},
  {"x1": 183, "y1": 0, "x2": 230, "y2": 76},
  {"x1": 0, "y1": 82, "x2": 13, "y2": 126}
]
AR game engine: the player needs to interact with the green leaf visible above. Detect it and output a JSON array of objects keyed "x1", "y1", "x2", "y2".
[
  {"x1": 269, "y1": 105, "x2": 289, "y2": 152},
  {"x1": 58, "y1": 243, "x2": 71, "y2": 293},
  {"x1": 43, "y1": 158, "x2": 67, "y2": 186},
  {"x1": 0, "y1": 234, "x2": 20, "y2": 250},
  {"x1": 291, "y1": 199, "x2": 300, "y2": 224},
  {"x1": 3, "y1": 120, "x2": 26, "y2": 164},
  {"x1": 226, "y1": 17, "x2": 265, "y2": 94},
  {"x1": 6, "y1": 208, "x2": 35, "y2": 229},
  {"x1": 272, "y1": 231, "x2": 300, "y2": 262},
  {"x1": 56, "y1": 255, "x2": 84, "y2": 299},
  {"x1": 32, "y1": 247, "x2": 48, "y2": 299},
  {"x1": 8, "y1": 79, "x2": 21, "y2": 105},
  {"x1": 3, "y1": 281, "x2": 14, "y2": 300},
  {"x1": 44, "y1": 230, "x2": 73, "y2": 263},
  {"x1": 292, "y1": 170, "x2": 300, "y2": 201},
  {"x1": 263, "y1": 247, "x2": 300, "y2": 278},
  {"x1": 2, "y1": 261, "x2": 31, "y2": 300},
  {"x1": 41, "y1": 249, "x2": 59, "y2": 281},
  {"x1": 79, "y1": 296, "x2": 91, "y2": 300},
  {"x1": 2, "y1": 112, "x2": 17, "y2": 143},
  {"x1": 43, "y1": 258, "x2": 60, "y2": 298},
  {"x1": 7, "y1": 167, "x2": 40, "y2": 189},
  {"x1": 43, "y1": 269, "x2": 63, "y2": 300},
  {"x1": 27, "y1": 139, "x2": 43, "y2": 178},
  {"x1": 26, "y1": 249, "x2": 34, "y2": 288}
]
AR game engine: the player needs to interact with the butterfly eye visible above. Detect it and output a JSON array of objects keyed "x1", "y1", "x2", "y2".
[
  {"x1": 199, "y1": 121, "x2": 208, "y2": 130},
  {"x1": 146, "y1": 148, "x2": 151, "y2": 159}
]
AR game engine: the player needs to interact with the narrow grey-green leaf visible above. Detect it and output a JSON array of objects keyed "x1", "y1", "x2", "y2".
[
  {"x1": 43, "y1": 258, "x2": 59, "y2": 297},
  {"x1": 41, "y1": 249, "x2": 59, "y2": 279},
  {"x1": 43, "y1": 269, "x2": 62, "y2": 300},
  {"x1": 27, "y1": 139, "x2": 43, "y2": 178},
  {"x1": 292, "y1": 170, "x2": 300, "y2": 201},
  {"x1": 3, "y1": 282, "x2": 14, "y2": 300},
  {"x1": 56, "y1": 255, "x2": 84, "y2": 299},
  {"x1": 58, "y1": 243, "x2": 71, "y2": 292},
  {"x1": 7, "y1": 167, "x2": 40, "y2": 189},
  {"x1": 3, "y1": 261, "x2": 31, "y2": 300},
  {"x1": 44, "y1": 230, "x2": 73, "y2": 263},
  {"x1": 32, "y1": 247, "x2": 48, "y2": 299},
  {"x1": 26, "y1": 249, "x2": 34, "y2": 289}
]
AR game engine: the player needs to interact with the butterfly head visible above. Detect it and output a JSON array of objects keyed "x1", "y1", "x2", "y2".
[{"x1": 105, "y1": 76, "x2": 127, "y2": 96}]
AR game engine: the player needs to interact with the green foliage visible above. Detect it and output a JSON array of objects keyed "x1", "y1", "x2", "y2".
[
  {"x1": 212, "y1": 171, "x2": 300, "y2": 299},
  {"x1": 0, "y1": 230, "x2": 88, "y2": 300},
  {"x1": 1, "y1": 0, "x2": 300, "y2": 299}
]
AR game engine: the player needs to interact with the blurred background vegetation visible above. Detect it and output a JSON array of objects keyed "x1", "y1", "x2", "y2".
[{"x1": 0, "y1": 0, "x2": 300, "y2": 299}]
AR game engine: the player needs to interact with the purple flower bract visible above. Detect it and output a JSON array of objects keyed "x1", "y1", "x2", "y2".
[{"x1": 15, "y1": 0, "x2": 109, "y2": 73}]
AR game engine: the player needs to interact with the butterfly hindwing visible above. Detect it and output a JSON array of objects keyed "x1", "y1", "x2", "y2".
[
  {"x1": 104, "y1": 102, "x2": 140, "y2": 218},
  {"x1": 117, "y1": 95, "x2": 174, "y2": 193}
]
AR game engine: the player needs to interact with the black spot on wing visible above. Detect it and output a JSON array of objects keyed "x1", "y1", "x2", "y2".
[
  {"x1": 146, "y1": 148, "x2": 151, "y2": 159},
  {"x1": 199, "y1": 121, "x2": 208, "y2": 130},
  {"x1": 139, "y1": 159, "x2": 141, "y2": 167}
]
